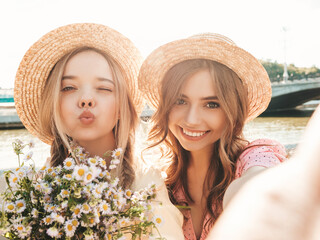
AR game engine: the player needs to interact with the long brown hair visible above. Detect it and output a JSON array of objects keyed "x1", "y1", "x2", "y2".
[
  {"x1": 148, "y1": 59, "x2": 249, "y2": 226},
  {"x1": 39, "y1": 47, "x2": 138, "y2": 188}
]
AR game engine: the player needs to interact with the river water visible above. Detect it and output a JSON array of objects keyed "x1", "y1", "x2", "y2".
[{"x1": 0, "y1": 115, "x2": 311, "y2": 171}]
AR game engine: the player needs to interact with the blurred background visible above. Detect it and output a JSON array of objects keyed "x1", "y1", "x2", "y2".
[{"x1": 0, "y1": 0, "x2": 319, "y2": 170}]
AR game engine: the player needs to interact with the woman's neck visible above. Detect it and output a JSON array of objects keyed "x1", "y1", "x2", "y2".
[
  {"x1": 77, "y1": 134, "x2": 116, "y2": 160},
  {"x1": 188, "y1": 146, "x2": 213, "y2": 173}
]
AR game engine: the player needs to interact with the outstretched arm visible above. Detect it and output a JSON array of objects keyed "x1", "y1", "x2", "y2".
[{"x1": 208, "y1": 105, "x2": 320, "y2": 240}]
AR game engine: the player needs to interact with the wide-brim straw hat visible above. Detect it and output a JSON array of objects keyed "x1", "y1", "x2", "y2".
[
  {"x1": 14, "y1": 23, "x2": 143, "y2": 144},
  {"x1": 138, "y1": 33, "x2": 271, "y2": 122}
]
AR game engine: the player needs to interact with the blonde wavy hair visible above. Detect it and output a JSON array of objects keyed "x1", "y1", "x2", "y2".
[
  {"x1": 148, "y1": 59, "x2": 249, "y2": 226},
  {"x1": 39, "y1": 47, "x2": 138, "y2": 188}
]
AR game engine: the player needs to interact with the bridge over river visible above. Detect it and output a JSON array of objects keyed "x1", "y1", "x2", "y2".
[{"x1": 267, "y1": 78, "x2": 320, "y2": 111}]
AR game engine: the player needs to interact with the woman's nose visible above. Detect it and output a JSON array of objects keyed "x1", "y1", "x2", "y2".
[
  {"x1": 79, "y1": 97, "x2": 95, "y2": 108},
  {"x1": 185, "y1": 106, "x2": 201, "y2": 125}
]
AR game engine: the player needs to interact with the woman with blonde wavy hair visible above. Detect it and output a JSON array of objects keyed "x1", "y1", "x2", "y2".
[
  {"x1": 14, "y1": 23, "x2": 184, "y2": 239},
  {"x1": 138, "y1": 34, "x2": 287, "y2": 239}
]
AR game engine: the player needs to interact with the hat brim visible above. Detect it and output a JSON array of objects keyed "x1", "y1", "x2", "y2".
[
  {"x1": 14, "y1": 23, "x2": 143, "y2": 144},
  {"x1": 138, "y1": 37, "x2": 271, "y2": 122}
]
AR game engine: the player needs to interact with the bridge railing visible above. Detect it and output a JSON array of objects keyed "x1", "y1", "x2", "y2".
[{"x1": 271, "y1": 77, "x2": 320, "y2": 85}]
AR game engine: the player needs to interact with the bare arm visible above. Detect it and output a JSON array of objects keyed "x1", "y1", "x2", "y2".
[
  {"x1": 208, "y1": 105, "x2": 320, "y2": 240},
  {"x1": 223, "y1": 166, "x2": 266, "y2": 208}
]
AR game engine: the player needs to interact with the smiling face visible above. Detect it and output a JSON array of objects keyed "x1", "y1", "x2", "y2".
[
  {"x1": 168, "y1": 69, "x2": 227, "y2": 155},
  {"x1": 59, "y1": 50, "x2": 118, "y2": 147}
]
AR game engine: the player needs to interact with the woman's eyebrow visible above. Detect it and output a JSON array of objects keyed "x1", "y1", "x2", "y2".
[
  {"x1": 180, "y1": 94, "x2": 218, "y2": 100},
  {"x1": 97, "y1": 78, "x2": 115, "y2": 85},
  {"x1": 201, "y1": 96, "x2": 218, "y2": 100}
]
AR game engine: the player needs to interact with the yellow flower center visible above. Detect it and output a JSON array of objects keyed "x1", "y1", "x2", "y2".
[
  {"x1": 72, "y1": 220, "x2": 78, "y2": 226},
  {"x1": 115, "y1": 151, "x2": 121, "y2": 157},
  {"x1": 103, "y1": 204, "x2": 108, "y2": 211},
  {"x1": 17, "y1": 202, "x2": 24, "y2": 208},
  {"x1": 12, "y1": 177, "x2": 18, "y2": 183},
  {"x1": 17, "y1": 226, "x2": 23, "y2": 231},
  {"x1": 156, "y1": 218, "x2": 162, "y2": 224},
  {"x1": 7, "y1": 204, "x2": 14, "y2": 210},
  {"x1": 46, "y1": 217, "x2": 52, "y2": 223},
  {"x1": 126, "y1": 191, "x2": 132, "y2": 197},
  {"x1": 63, "y1": 190, "x2": 69, "y2": 195},
  {"x1": 67, "y1": 224, "x2": 73, "y2": 231},
  {"x1": 83, "y1": 205, "x2": 89, "y2": 211},
  {"x1": 78, "y1": 169, "x2": 85, "y2": 176},
  {"x1": 66, "y1": 161, "x2": 72, "y2": 167},
  {"x1": 74, "y1": 208, "x2": 80, "y2": 215},
  {"x1": 86, "y1": 174, "x2": 92, "y2": 180}
]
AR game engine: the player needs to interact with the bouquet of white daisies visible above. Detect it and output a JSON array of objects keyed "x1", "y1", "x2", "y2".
[{"x1": 0, "y1": 139, "x2": 163, "y2": 239}]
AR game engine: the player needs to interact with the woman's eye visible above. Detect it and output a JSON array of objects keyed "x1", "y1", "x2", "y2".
[
  {"x1": 175, "y1": 98, "x2": 186, "y2": 105},
  {"x1": 206, "y1": 102, "x2": 220, "y2": 109},
  {"x1": 61, "y1": 86, "x2": 75, "y2": 92},
  {"x1": 98, "y1": 88, "x2": 113, "y2": 92}
]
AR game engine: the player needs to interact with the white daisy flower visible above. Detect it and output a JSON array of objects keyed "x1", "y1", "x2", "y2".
[
  {"x1": 119, "y1": 217, "x2": 130, "y2": 227},
  {"x1": 99, "y1": 201, "x2": 111, "y2": 215},
  {"x1": 43, "y1": 216, "x2": 53, "y2": 225},
  {"x1": 81, "y1": 203, "x2": 91, "y2": 214},
  {"x1": 72, "y1": 204, "x2": 82, "y2": 218},
  {"x1": 46, "y1": 204, "x2": 57, "y2": 213},
  {"x1": 34, "y1": 183, "x2": 41, "y2": 191},
  {"x1": 63, "y1": 158, "x2": 75, "y2": 170},
  {"x1": 124, "y1": 189, "x2": 132, "y2": 199},
  {"x1": 73, "y1": 164, "x2": 88, "y2": 181},
  {"x1": 5, "y1": 202, "x2": 15, "y2": 212},
  {"x1": 28, "y1": 140, "x2": 35, "y2": 148},
  {"x1": 71, "y1": 219, "x2": 79, "y2": 228},
  {"x1": 50, "y1": 212, "x2": 65, "y2": 224},
  {"x1": 109, "y1": 164, "x2": 116, "y2": 170},
  {"x1": 15, "y1": 224, "x2": 26, "y2": 233},
  {"x1": 63, "y1": 173, "x2": 73, "y2": 180},
  {"x1": 112, "y1": 148, "x2": 123, "y2": 158},
  {"x1": 88, "y1": 157, "x2": 98, "y2": 166},
  {"x1": 47, "y1": 227, "x2": 60, "y2": 238},
  {"x1": 64, "y1": 220, "x2": 76, "y2": 237},
  {"x1": 44, "y1": 194, "x2": 51, "y2": 202},
  {"x1": 98, "y1": 158, "x2": 107, "y2": 169},
  {"x1": 24, "y1": 151, "x2": 33, "y2": 161},
  {"x1": 152, "y1": 215, "x2": 164, "y2": 227},
  {"x1": 110, "y1": 158, "x2": 120, "y2": 165},
  {"x1": 92, "y1": 185, "x2": 103, "y2": 198},
  {"x1": 16, "y1": 200, "x2": 26, "y2": 213},
  {"x1": 87, "y1": 216, "x2": 97, "y2": 227},
  {"x1": 60, "y1": 189, "x2": 70, "y2": 198},
  {"x1": 46, "y1": 167, "x2": 54, "y2": 175}
]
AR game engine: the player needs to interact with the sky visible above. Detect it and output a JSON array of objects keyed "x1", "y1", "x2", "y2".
[{"x1": 0, "y1": 0, "x2": 319, "y2": 89}]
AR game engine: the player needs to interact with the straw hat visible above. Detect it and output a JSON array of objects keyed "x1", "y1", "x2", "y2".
[
  {"x1": 138, "y1": 33, "x2": 271, "y2": 122},
  {"x1": 14, "y1": 23, "x2": 143, "y2": 144}
]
